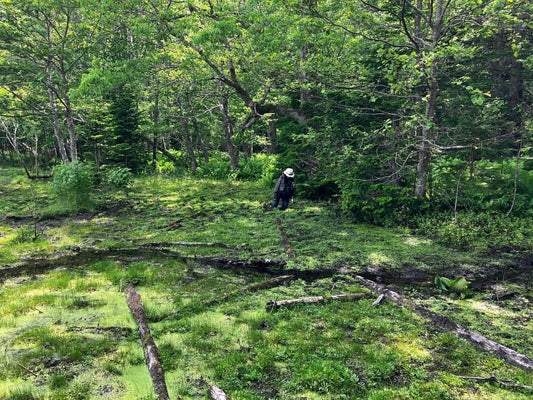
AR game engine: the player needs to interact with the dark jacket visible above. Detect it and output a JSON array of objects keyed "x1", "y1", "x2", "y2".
[{"x1": 274, "y1": 173, "x2": 295, "y2": 199}]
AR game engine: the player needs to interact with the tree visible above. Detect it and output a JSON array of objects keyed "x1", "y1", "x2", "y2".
[{"x1": 0, "y1": 0, "x2": 103, "y2": 163}]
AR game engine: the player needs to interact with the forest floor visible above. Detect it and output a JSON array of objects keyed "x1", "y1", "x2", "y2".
[{"x1": 0, "y1": 168, "x2": 532, "y2": 400}]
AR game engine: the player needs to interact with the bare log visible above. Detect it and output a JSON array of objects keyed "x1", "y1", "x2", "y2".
[
  {"x1": 267, "y1": 293, "x2": 370, "y2": 310},
  {"x1": 456, "y1": 375, "x2": 533, "y2": 391},
  {"x1": 125, "y1": 284, "x2": 170, "y2": 400},
  {"x1": 208, "y1": 385, "x2": 228, "y2": 400},
  {"x1": 349, "y1": 274, "x2": 533, "y2": 371},
  {"x1": 275, "y1": 217, "x2": 296, "y2": 259},
  {"x1": 141, "y1": 241, "x2": 247, "y2": 250}
]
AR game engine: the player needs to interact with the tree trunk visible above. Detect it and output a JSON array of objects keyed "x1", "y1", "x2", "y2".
[
  {"x1": 220, "y1": 93, "x2": 239, "y2": 171},
  {"x1": 268, "y1": 119, "x2": 278, "y2": 154},
  {"x1": 47, "y1": 73, "x2": 69, "y2": 163},
  {"x1": 61, "y1": 83, "x2": 78, "y2": 162},
  {"x1": 181, "y1": 117, "x2": 198, "y2": 173},
  {"x1": 413, "y1": 0, "x2": 444, "y2": 198},
  {"x1": 193, "y1": 118, "x2": 210, "y2": 164}
]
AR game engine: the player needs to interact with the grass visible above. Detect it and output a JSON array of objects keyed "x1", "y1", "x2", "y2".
[{"x1": 0, "y1": 167, "x2": 532, "y2": 399}]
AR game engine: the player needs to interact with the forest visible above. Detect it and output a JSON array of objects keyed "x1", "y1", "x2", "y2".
[{"x1": 0, "y1": 0, "x2": 532, "y2": 399}]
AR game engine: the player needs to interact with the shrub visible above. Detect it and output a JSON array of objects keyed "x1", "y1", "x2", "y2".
[
  {"x1": 341, "y1": 183, "x2": 429, "y2": 226},
  {"x1": 196, "y1": 152, "x2": 277, "y2": 183},
  {"x1": 416, "y1": 212, "x2": 533, "y2": 252},
  {"x1": 50, "y1": 162, "x2": 95, "y2": 208},
  {"x1": 106, "y1": 167, "x2": 133, "y2": 190},
  {"x1": 196, "y1": 154, "x2": 233, "y2": 180}
]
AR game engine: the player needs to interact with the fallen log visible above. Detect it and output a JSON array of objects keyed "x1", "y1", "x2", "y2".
[
  {"x1": 275, "y1": 217, "x2": 296, "y2": 259},
  {"x1": 455, "y1": 375, "x2": 533, "y2": 391},
  {"x1": 125, "y1": 284, "x2": 170, "y2": 400},
  {"x1": 348, "y1": 273, "x2": 533, "y2": 371},
  {"x1": 141, "y1": 241, "x2": 247, "y2": 250},
  {"x1": 208, "y1": 385, "x2": 228, "y2": 400},
  {"x1": 267, "y1": 293, "x2": 370, "y2": 310}
]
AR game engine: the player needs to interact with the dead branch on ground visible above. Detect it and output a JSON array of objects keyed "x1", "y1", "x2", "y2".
[
  {"x1": 208, "y1": 385, "x2": 228, "y2": 400},
  {"x1": 456, "y1": 375, "x2": 533, "y2": 391},
  {"x1": 267, "y1": 293, "x2": 370, "y2": 310}
]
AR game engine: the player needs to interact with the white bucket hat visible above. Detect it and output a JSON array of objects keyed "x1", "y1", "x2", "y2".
[{"x1": 284, "y1": 168, "x2": 294, "y2": 178}]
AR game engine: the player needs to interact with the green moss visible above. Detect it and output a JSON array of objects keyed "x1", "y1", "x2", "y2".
[{"x1": 1, "y1": 169, "x2": 532, "y2": 399}]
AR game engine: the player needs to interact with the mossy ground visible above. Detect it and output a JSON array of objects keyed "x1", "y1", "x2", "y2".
[{"x1": 0, "y1": 168, "x2": 531, "y2": 399}]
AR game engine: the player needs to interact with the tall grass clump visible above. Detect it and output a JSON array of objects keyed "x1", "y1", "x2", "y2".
[{"x1": 50, "y1": 162, "x2": 95, "y2": 211}]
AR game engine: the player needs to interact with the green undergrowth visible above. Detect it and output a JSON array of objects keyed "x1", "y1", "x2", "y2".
[
  {"x1": 1, "y1": 260, "x2": 531, "y2": 399},
  {"x1": 1, "y1": 168, "x2": 532, "y2": 399}
]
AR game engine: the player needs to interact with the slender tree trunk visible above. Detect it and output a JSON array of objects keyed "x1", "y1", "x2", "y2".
[
  {"x1": 193, "y1": 118, "x2": 209, "y2": 164},
  {"x1": 268, "y1": 119, "x2": 277, "y2": 154},
  {"x1": 47, "y1": 73, "x2": 69, "y2": 163},
  {"x1": 220, "y1": 93, "x2": 239, "y2": 171},
  {"x1": 413, "y1": 0, "x2": 444, "y2": 198},
  {"x1": 181, "y1": 117, "x2": 198, "y2": 173},
  {"x1": 62, "y1": 89, "x2": 78, "y2": 162}
]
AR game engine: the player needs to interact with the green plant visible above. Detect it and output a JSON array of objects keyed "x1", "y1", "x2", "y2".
[
  {"x1": 434, "y1": 275, "x2": 471, "y2": 299},
  {"x1": 196, "y1": 154, "x2": 233, "y2": 180},
  {"x1": 106, "y1": 167, "x2": 134, "y2": 190},
  {"x1": 50, "y1": 162, "x2": 95, "y2": 208}
]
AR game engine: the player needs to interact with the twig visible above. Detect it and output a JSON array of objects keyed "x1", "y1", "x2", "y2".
[
  {"x1": 372, "y1": 293, "x2": 385, "y2": 307},
  {"x1": 17, "y1": 362, "x2": 38, "y2": 377}
]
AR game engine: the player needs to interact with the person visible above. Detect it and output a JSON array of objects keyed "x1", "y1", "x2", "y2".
[{"x1": 271, "y1": 168, "x2": 296, "y2": 210}]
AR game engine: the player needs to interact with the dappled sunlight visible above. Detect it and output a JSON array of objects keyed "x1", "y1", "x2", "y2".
[
  {"x1": 392, "y1": 336, "x2": 431, "y2": 361},
  {"x1": 302, "y1": 205, "x2": 324, "y2": 212},
  {"x1": 368, "y1": 252, "x2": 391, "y2": 265},
  {"x1": 463, "y1": 299, "x2": 518, "y2": 320},
  {"x1": 404, "y1": 236, "x2": 432, "y2": 247},
  {"x1": 90, "y1": 216, "x2": 115, "y2": 226}
]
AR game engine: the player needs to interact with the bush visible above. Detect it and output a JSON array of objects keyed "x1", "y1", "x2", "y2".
[
  {"x1": 196, "y1": 155, "x2": 233, "y2": 180},
  {"x1": 196, "y1": 153, "x2": 277, "y2": 184},
  {"x1": 341, "y1": 183, "x2": 429, "y2": 226},
  {"x1": 106, "y1": 167, "x2": 133, "y2": 190},
  {"x1": 50, "y1": 162, "x2": 95, "y2": 208},
  {"x1": 416, "y1": 212, "x2": 533, "y2": 252}
]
